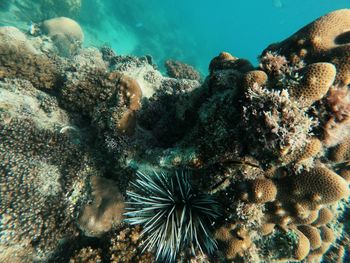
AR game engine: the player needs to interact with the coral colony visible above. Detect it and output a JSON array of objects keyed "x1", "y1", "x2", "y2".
[{"x1": 1, "y1": 5, "x2": 350, "y2": 263}]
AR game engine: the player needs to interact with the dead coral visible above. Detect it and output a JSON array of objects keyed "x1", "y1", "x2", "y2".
[
  {"x1": 60, "y1": 51, "x2": 142, "y2": 136},
  {"x1": 69, "y1": 247, "x2": 102, "y2": 263},
  {"x1": 323, "y1": 85, "x2": 350, "y2": 146},
  {"x1": 259, "y1": 51, "x2": 289, "y2": 77},
  {"x1": 0, "y1": 79, "x2": 95, "y2": 260}
]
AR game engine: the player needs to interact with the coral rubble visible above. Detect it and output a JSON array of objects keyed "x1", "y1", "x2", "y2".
[{"x1": 0, "y1": 8, "x2": 350, "y2": 263}]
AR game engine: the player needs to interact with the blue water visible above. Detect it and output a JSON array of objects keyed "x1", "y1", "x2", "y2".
[
  {"x1": 77, "y1": 0, "x2": 350, "y2": 74},
  {"x1": 0, "y1": 0, "x2": 349, "y2": 73}
]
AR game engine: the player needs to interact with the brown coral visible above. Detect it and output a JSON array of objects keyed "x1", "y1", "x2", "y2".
[
  {"x1": 297, "y1": 225, "x2": 322, "y2": 250},
  {"x1": 287, "y1": 166, "x2": 349, "y2": 208},
  {"x1": 329, "y1": 135, "x2": 350, "y2": 162},
  {"x1": 312, "y1": 207, "x2": 333, "y2": 227},
  {"x1": 214, "y1": 224, "x2": 252, "y2": 260},
  {"x1": 289, "y1": 62, "x2": 336, "y2": 106},
  {"x1": 293, "y1": 229, "x2": 311, "y2": 260},
  {"x1": 208, "y1": 51, "x2": 253, "y2": 73},
  {"x1": 77, "y1": 176, "x2": 125, "y2": 237},
  {"x1": 165, "y1": 59, "x2": 201, "y2": 81},
  {"x1": 109, "y1": 72, "x2": 142, "y2": 135},
  {"x1": 242, "y1": 70, "x2": 268, "y2": 88},
  {"x1": 0, "y1": 27, "x2": 62, "y2": 90},
  {"x1": 262, "y1": 9, "x2": 350, "y2": 86},
  {"x1": 241, "y1": 178, "x2": 277, "y2": 203}
]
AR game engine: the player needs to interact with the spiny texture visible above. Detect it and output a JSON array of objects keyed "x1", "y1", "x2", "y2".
[{"x1": 124, "y1": 170, "x2": 221, "y2": 262}]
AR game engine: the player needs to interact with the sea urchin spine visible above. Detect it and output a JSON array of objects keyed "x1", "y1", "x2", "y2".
[{"x1": 124, "y1": 169, "x2": 221, "y2": 262}]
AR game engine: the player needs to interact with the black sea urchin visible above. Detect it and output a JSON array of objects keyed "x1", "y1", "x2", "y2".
[{"x1": 124, "y1": 169, "x2": 221, "y2": 262}]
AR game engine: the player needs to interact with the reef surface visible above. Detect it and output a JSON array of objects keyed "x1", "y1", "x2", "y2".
[{"x1": 0, "y1": 8, "x2": 350, "y2": 263}]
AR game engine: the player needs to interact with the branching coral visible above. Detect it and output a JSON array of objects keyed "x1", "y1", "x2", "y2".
[{"x1": 242, "y1": 84, "x2": 315, "y2": 161}]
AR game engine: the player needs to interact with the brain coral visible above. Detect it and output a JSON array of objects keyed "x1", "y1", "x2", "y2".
[{"x1": 41, "y1": 17, "x2": 84, "y2": 57}]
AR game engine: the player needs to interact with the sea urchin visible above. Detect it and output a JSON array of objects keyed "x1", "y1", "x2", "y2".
[{"x1": 124, "y1": 169, "x2": 221, "y2": 262}]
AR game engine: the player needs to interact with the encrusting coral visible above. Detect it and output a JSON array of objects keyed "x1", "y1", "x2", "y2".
[
  {"x1": 1, "y1": 8, "x2": 350, "y2": 263},
  {"x1": 164, "y1": 59, "x2": 201, "y2": 81}
]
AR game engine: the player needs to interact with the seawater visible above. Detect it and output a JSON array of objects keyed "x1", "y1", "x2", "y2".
[{"x1": 1, "y1": 0, "x2": 349, "y2": 74}]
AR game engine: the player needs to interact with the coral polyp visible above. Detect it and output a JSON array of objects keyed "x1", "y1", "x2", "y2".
[{"x1": 124, "y1": 170, "x2": 221, "y2": 262}]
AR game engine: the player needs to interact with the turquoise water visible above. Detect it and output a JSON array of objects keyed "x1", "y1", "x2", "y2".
[
  {"x1": 78, "y1": 0, "x2": 350, "y2": 73},
  {"x1": 1, "y1": 0, "x2": 349, "y2": 74}
]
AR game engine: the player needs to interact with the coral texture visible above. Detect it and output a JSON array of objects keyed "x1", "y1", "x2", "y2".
[
  {"x1": 165, "y1": 59, "x2": 201, "y2": 81},
  {"x1": 1, "y1": 8, "x2": 350, "y2": 263}
]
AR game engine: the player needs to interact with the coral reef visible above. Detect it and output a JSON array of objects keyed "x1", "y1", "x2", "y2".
[
  {"x1": 1, "y1": 8, "x2": 350, "y2": 263},
  {"x1": 41, "y1": 17, "x2": 84, "y2": 57},
  {"x1": 165, "y1": 59, "x2": 201, "y2": 81},
  {"x1": 0, "y1": 26, "x2": 62, "y2": 90},
  {"x1": 0, "y1": 78, "x2": 98, "y2": 261}
]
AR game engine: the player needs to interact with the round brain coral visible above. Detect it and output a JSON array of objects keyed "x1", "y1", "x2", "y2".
[
  {"x1": 289, "y1": 62, "x2": 336, "y2": 106},
  {"x1": 245, "y1": 178, "x2": 277, "y2": 203}
]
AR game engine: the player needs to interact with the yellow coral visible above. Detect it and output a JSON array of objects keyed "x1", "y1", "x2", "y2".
[
  {"x1": 330, "y1": 135, "x2": 350, "y2": 162},
  {"x1": 242, "y1": 70, "x2": 268, "y2": 88},
  {"x1": 289, "y1": 63, "x2": 336, "y2": 106},
  {"x1": 297, "y1": 225, "x2": 322, "y2": 250}
]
